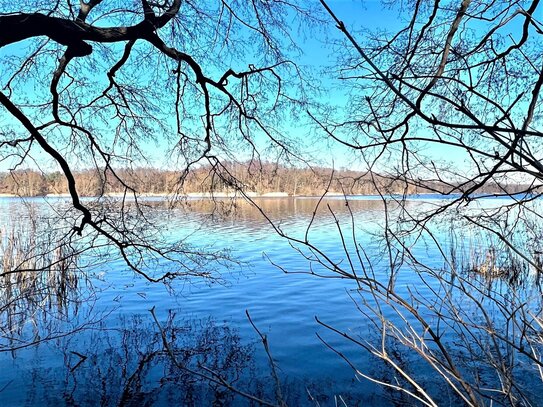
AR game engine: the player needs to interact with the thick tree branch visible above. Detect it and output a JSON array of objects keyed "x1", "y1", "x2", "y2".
[
  {"x1": 0, "y1": 1, "x2": 180, "y2": 55},
  {"x1": 0, "y1": 91, "x2": 91, "y2": 234}
]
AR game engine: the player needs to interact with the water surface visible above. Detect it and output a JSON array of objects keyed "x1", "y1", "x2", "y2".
[{"x1": 0, "y1": 196, "x2": 541, "y2": 406}]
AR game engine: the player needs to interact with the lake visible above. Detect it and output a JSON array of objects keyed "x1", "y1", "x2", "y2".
[{"x1": 0, "y1": 196, "x2": 542, "y2": 406}]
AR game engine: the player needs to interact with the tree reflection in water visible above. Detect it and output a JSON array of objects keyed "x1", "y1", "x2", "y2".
[
  {"x1": 2, "y1": 289, "x2": 361, "y2": 406},
  {"x1": 55, "y1": 314, "x2": 259, "y2": 406}
]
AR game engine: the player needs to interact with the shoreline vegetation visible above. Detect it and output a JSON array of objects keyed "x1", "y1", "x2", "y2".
[
  {"x1": 0, "y1": 163, "x2": 535, "y2": 198},
  {"x1": 0, "y1": 191, "x2": 528, "y2": 199},
  {"x1": 0, "y1": 191, "x2": 343, "y2": 198}
]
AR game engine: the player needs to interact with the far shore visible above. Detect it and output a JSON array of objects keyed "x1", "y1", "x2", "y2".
[
  {"x1": 0, "y1": 191, "x2": 523, "y2": 200},
  {"x1": 0, "y1": 191, "x2": 348, "y2": 199}
]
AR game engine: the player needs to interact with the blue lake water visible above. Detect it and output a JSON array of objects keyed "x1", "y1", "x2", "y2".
[{"x1": 0, "y1": 196, "x2": 542, "y2": 406}]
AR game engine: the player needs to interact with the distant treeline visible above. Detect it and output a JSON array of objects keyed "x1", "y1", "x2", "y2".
[{"x1": 0, "y1": 163, "x2": 532, "y2": 197}]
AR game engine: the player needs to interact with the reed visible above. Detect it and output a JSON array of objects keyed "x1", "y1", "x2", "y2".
[
  {"x1": 448, "y1": 229, "x2": 542, "y2": 288},
  {"x1": 0, "y1": 216, "x2": 81, "y2": 343}
]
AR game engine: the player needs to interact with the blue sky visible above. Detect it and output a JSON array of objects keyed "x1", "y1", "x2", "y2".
[
  {"x1": 0, "y1": 1, "x2": 405, "y2": 173},
  {"x1": 0, "y1": 0, "x2": 539, "y2": 183}
]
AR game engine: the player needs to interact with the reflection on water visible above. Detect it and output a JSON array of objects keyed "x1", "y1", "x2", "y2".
[
  {"x1": 174, "y1": 196, "x2": 389, "y2": 223},
  {"x1": 19, "y1": 314, "x2": 260, "y2": 406},
  {"x1": 2, "y1": 310, "x2": 369, "y2": 406},
  {"x1": 0, "y1": 196, "x2": 542, "y2": 405}
]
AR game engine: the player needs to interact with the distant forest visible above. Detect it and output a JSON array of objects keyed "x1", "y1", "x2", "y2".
[{"x1": 0, "y1": 162, "x2": 532, "y2": 197}]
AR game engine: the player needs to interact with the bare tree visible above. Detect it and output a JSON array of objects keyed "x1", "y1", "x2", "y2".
[
  {"x1": 4, "y1": 1, "x2": 543, "y2": 404},
  {"x1": 0, "y1": 0, "x2": 318, "y2": 281},
  {"x1": 266, "y1": 1, "x2": 543, "y2": 405}
]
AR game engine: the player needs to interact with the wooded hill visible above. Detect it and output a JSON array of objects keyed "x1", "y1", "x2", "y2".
[{"x1": 0, "y1": 163, "x2": 533, "y2": 197}]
